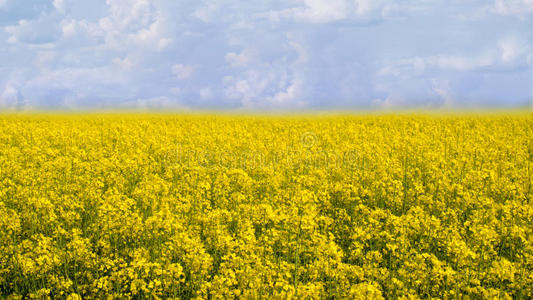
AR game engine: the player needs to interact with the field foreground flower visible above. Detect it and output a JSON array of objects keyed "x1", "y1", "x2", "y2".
[{"x1": 0, "y1": 113, "x2": 532, "y2": 299}]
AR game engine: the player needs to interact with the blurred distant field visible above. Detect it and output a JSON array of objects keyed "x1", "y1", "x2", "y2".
[{"x1": 0, "y1": 113, "x2": 532, "y2": 299}]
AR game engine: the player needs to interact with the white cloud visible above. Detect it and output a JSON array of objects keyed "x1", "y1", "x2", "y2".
[
  {"x1": 262, "y1": 0, "x2": 354, "y2": 24},
  {"x1": 194, "y1": 1, "x2": 218, "y2": 23},
  {"x1": 113, "y1": 56, "x2": 135, "y2": 71},
  {"x1": 53, "y1": 0, "x2": 69, "y2": 14},
  {"x1": 136, "y1": 96, "x2": 184, "y2": 109},
  {"x1": 353, "y1": 0, "x2": 399, "y2": 19},
  {"x1": 294, "y1": 0, "x2": 350, "y2": 23},
  {"x1": 431, "y1": 79, "x2": 455, "y2": 107},
  {"x1": 60, "y1": 19, "x2": 77, "y2": 37},
  {"x1": 377, "y1": 41, "x2": 531, "y2": 78},
  {"x1": 129, "y1": 16, "x2": 172, "y2": 50},
  {"x1": 492, "y1": 0, "x2": 533, "y2": 15},
  {"x1": 104, "y1": 0, "x2": 156, "y2": 31},
  {"x1": 222, "y1": 35, "x2": 308, "y2": 109},
  {"x1": 269, "y1": 78, "x2": 304, "y2": 105},
  {"x1": 225, "y1": 51, "x2": 249, "y2": 67},
  {"x1": 34, "y1": 51, "x2": 57, "y2": 67},
  {"x1": 0, "y1": 84, "x2": 24, "y2": 108},
  {"x1": 224, "y1": 73, "x2": 266, "y2": 106},
  {"x1": 498, "y1": 37, "x2": 530, "y2": 62},
  {"x1": 260, "y1": 0, "x2": 437, "y2": 24},
  {"x1": 88, "y1": 0, "x2": 174, "y2": 52},
  {"x1": 199, "y1": 87, "x2": 213, "y2": 100},
  {"x1": 527, "y1": 53, "x2": 533, "y2": 65},
  {"x1": 5, "y1": 14, "x2": 61, "y2": 44},
  {"x1": 25, "y1": 67, "x2": 128, "y2": 91},
  {"x1": 374, "y1": 35, "x2": 533, "y2": 109},
  {"x1": 377, "y1": 55, "x2": 480, "y2": 77},
  {"x1": 0, "y1": 0, "x2": 531, "y2": 109},
  {"x1": 172, "y1": 64, "x2": 195, "y2": 80}
]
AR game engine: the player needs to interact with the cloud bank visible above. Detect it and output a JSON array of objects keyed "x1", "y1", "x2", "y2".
[{"x1": 0, "y1": 0, "x2": 532, "y2": 110}]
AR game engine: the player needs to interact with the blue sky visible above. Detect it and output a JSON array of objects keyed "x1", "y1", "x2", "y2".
[{"x1": 0, "y1": 0, "x2": 532, "y2": 110}]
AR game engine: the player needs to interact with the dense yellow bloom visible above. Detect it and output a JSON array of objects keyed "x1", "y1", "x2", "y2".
[{"x1": 0, "y1": 113, "x2": 532, "y2": 298}]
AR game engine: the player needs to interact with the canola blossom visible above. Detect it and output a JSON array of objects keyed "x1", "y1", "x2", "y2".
[{"x1": 0, "y1": 113, "x2": 532, "y2": 299}]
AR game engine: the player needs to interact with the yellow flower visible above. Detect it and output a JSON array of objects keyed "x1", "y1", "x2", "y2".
[{"x1": 0, "y1": 113, "x2": 531, "y2": 298}]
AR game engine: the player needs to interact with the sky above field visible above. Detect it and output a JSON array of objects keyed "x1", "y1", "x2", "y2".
[{"x1": 0, "y1": 0, "x2": 532, "y2": 110}]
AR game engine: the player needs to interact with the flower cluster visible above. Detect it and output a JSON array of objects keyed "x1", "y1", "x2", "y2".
[{"x1": 0, "y1": 113, "x2": 532, "y2": 298}]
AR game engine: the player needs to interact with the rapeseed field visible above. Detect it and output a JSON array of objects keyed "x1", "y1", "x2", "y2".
[{"x1": 0, "y1": 113, "x2": 532, "y2": 299}]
